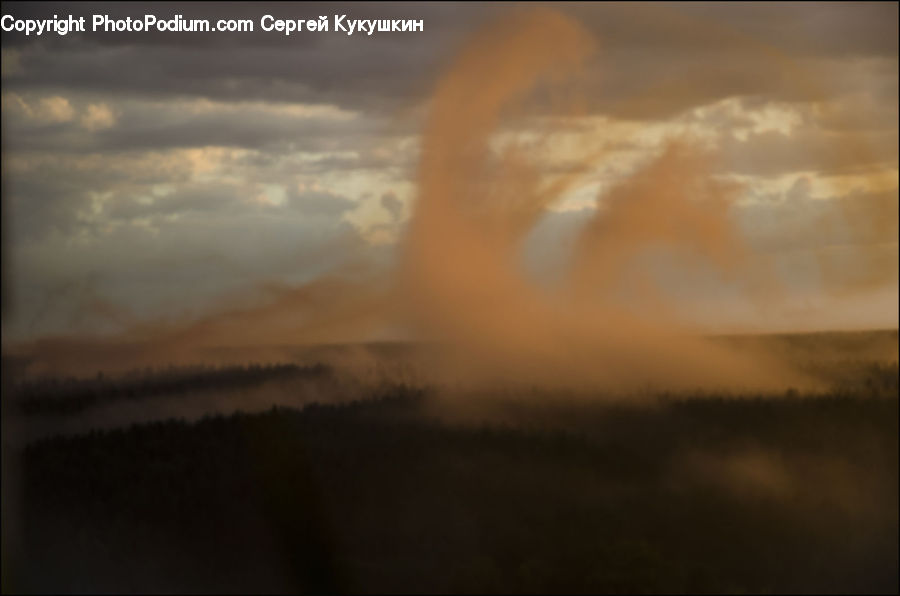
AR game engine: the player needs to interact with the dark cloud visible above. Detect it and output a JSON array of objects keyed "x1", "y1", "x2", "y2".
[
  {"x1": 0, "y1": 2, "x2": 484, "y2": 113},
  {"x1": 2, "y1": 2, "x2": 895, "y2": 116},
  {"x1": 379, "y1": 191, "x2": 402, "y2": 219},
  {"x1": 2, "y1": 93, "x2": 384, "y2": 153}
]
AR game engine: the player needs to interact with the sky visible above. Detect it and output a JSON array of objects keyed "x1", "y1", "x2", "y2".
[{"x1": 1, "y1": 1, "x2": 898, "y2": 343}]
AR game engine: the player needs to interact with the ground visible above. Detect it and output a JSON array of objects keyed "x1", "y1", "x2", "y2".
[{"x1": 3, "y1": 331, "x2": 898, "y2": 594}]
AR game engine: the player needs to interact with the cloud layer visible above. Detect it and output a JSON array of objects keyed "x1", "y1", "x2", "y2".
[{"x1": 1, "y1": 2, "x2": 897, "y2": 342}]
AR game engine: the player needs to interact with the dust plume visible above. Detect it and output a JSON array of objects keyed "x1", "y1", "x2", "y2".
[
  {"x1": 8, "y1": 7, "x2": 893, "y2": 393},
  {"x1": 6, "y1": 272, "x2": 393, "y2": 377},
  {"x1": 397, "y1": 8, "x2": 808, "y2": 393}
]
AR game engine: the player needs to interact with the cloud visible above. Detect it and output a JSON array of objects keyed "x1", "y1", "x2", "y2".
[
  {"x1": 0, "y1": 48, "x2": 22, "y2": 76},
  {"x1": 2, "y1": 92, "x2": 75, "y2": 123},
  {"x1": 1, "y1": 2, "x2": 896, "y2": 342},
  {"x1": 2, "y1": 93, "x2": 372, "y2": 153},
  {"x1": 717, "y1": 127, "x2": 899, "y2": 177},
  {"x1": 1, "y1": 3, "x2": 895, "y2": 117},
  {"x1": 379, "y1": 191, "x2": 403, "y2": 219},
  {"x1": 288, "y1": 188, "x2": 356, "y2": 216},
  {"x1": 103, "y1": 181, "x2": 246, "y2": 220},
  {"x1": 38, "y1": 95, "x2": 75, "y2": 122},
  {"x1": 80, "y1": 102, "x2": 115, "y2": 131}
]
